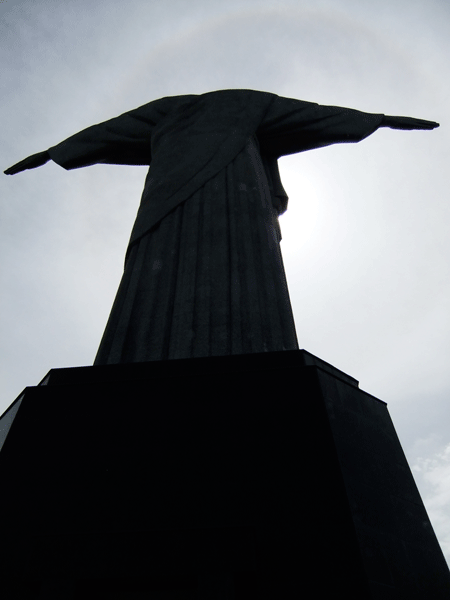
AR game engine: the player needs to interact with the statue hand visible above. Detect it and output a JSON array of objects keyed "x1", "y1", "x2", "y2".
[
  {"x1": 381, "y1": 116, "x2": 440, "y2": 130},
  {"x1": 4, "y1": 150, "x2": 51, "y2": 175}
]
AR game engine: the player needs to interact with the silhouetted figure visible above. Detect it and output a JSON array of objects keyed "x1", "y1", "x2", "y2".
[{"x1": 5, "y1": 89, "x2": 438, "y2": 364}]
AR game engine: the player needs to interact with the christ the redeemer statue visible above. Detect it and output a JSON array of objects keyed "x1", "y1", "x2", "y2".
[{"x1": 5, "y1": 89, "x2": 439, "y2": 365}]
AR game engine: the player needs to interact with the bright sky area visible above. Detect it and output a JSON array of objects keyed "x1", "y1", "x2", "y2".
[{"x1": 1, "y1": 0, "x2": 449, "y2": 565}]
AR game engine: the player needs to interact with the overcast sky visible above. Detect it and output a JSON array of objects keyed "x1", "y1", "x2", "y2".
[{"x1": 1, "y1": 0, "x2": 449, "y2": 565}]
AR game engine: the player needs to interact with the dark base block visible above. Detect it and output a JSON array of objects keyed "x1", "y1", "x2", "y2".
[{"x1": 1, "y1": 350, "x2": 449, "y2": 599}]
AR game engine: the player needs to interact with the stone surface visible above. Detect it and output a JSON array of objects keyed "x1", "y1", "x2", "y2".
[{"x1": 0, "y1": 349, "x2": 449, "y2": 598}]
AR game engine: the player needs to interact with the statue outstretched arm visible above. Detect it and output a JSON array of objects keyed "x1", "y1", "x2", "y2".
[
  {"x1": 257, "y1": 95, "x2": 439, "y2": 157},
  {"x1": 45, "y1": 107, "x2": 159, "y2": 171},
  {"x1": 380, "y1": 115, "x2": 439, "y2": 130},
  {"x1": 4, "y1": 151, "x2": 50, "y2": 175},
  {"x1": 4, "y1": 98, "x2": 171, "y2": 175}
]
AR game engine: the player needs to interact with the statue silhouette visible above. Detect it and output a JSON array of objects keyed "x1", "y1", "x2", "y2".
[{"x1": 5, "y1": 89, "x2": 439, "y2": 364}]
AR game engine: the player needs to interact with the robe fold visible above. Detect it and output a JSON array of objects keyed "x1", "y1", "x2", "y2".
[{"x1": 46, "y1": 89, "x2": 384, "y2": 364}]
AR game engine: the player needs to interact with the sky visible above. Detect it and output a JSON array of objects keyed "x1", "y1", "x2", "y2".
[{"x1": 1, "y1": 0, "x2": 449, "y2": 565}]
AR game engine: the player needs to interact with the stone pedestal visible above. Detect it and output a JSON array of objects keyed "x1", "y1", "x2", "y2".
[{"x1": 1, "y1": 349, "x2": 449, "y2": 599}]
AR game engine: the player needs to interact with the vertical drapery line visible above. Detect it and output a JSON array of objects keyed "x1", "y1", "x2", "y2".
[
  {"x1": 237, "y1": 154, "x2": 264, "y2": 354},
  {"x1": 226, "y1": 159, "x2": 243, "y2": 356},
  {"x1": 145, "y1": 204, "x2": 183, "y2": 361},
  {"x1": 247, "y1": 138, "x2": 278, "y2": 352},
  {"x1": 93, "y1": 136, "x2": 298, "y2": 366},
  {"x1": 249, "y1": 137, "x2": 288, "y2": 351},
  {"x1": 210, "y1": 168, "x2": 230, "y2": 357},
  {"x1": 168, "y1": 186, "x2": 199, "y2": 359},
  {"x1": 247, "y1": 137, "x2": 298, "y2": 352},
  {"x1": 199, "y1": 179, "x2": 213, "y2": 356},
  {"x1": 192, "y1": 185, "x2": 209, "y2": 358},
  {"x1": 93, "y1": 235, "x2": 148, "y2": 364},
  {"x1": 127, "y1": 205, "x2": 180, "y2": 362}
]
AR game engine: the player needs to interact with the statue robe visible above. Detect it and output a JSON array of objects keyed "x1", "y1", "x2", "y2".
[{"x1": 47, "y1": 89, "x2": 384, "y2": 364}]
